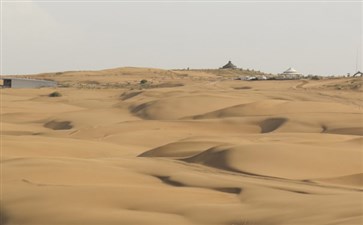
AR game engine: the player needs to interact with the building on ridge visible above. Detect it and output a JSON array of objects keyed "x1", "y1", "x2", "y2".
[{"x1": 221, "y1": 61, "x2": 237, "y2": 69}]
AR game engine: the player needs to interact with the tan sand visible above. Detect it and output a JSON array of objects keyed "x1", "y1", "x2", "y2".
[{"x1": 1, "y1": 68, "x2": 363, "y2": 225}]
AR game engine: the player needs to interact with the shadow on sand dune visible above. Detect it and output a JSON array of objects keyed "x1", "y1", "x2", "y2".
[
  {"x1": 259, "y1": 118, "x2": 287, "y2": 133},
  {"x1": 44, "y1": 120, "x2": 73, "y2": 130},
  {"x1": 0, "y1": 206, "x2": 9, "y2": 225},
  {"x1": 154, "y1": 176, "x2": 242, "y2": 194}
]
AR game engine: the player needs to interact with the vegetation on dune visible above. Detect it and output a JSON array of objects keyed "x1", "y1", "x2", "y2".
[
  {"x1": 49, "y1": 91, "x2": 62, "y2": 97},
  {"x1": 140, "y1": 79, "x2": 148, "y2": 85},
  {"x1": 310, "y1": 75, "x2": 321, "y2": 80}
]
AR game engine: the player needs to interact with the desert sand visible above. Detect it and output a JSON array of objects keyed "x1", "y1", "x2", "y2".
[{"x1": 1, "y1": 67, "x2": 363, "y2": 225}]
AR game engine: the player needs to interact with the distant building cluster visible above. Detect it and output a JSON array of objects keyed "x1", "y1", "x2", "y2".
[
  {"x1": 220, "y1": 60, "x2": 363, "y2": 80},
  {"x1": 220, "y1": 61, "x2": 305, "y2": 80}
]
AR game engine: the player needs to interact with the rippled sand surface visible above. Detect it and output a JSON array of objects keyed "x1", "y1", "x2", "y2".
[{"x1": 2, "y1": 68, "x2": 363, "y2": 225}]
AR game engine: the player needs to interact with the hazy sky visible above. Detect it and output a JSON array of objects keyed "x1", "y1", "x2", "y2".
[{"x1": 2, "y1": 0, "x2": 362, "y2": 75}]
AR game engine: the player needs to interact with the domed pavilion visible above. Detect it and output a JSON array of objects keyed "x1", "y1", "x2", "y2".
[{"x1": 221, "y1": 61, "x2": 237, "y2": 69}]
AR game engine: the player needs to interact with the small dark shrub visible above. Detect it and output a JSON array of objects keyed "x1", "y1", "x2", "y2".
[
  {"x1": 140, "y1": 79, "x2": 148, "y2": 85},
  {"x1": 49, "y1": 91, "x2": 62, "y2": 97}
]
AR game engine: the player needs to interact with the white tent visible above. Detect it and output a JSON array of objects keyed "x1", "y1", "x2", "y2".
[{"x1": 282, "y1": 67, "x2": 300, "y2": 75}]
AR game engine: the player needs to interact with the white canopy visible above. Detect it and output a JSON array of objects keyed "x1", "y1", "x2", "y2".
[{"x1": 283, "y1": 67, "x2": 299, "y2": 74}]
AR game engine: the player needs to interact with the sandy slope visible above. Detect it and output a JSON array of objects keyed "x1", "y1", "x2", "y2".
[{"x1": 1, "y1": 68, "x2": 363, "y2": 225}]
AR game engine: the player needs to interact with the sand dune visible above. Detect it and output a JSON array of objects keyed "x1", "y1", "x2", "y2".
[
  {"x1": 2, "y1": 68, "x2": 362, "y2": 225},
  {"x1": 192, "y1": 100, "x2": 361, "y2": 119},
  {"x1": 138, "y1": 141, "x2": 223, "y2": 158},
  {"x1": 181, "y1": 143, "x2": 361, "y2": 179},
  {"x1": 129, "y1": 95, "x2": 242, "y2": 120}
]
